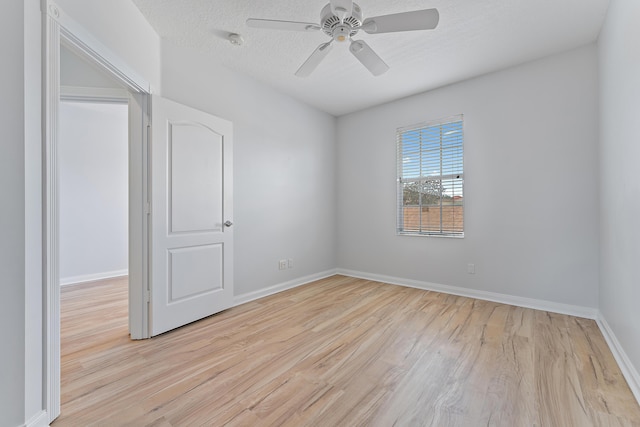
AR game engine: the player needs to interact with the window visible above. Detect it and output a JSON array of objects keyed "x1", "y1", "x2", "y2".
[{"x1": 397, "y1": 115, "x2": 464, "y2": 237}]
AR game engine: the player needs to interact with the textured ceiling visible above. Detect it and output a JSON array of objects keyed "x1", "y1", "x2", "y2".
[{"x1": 132, "y1": 0, "x2": 610, "y2": 116}]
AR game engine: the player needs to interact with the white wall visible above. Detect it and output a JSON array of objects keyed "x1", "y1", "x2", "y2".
[
  {"x1": 23, "y1": 0, "x2": 43, "y2": 422},
  {"x1": 54, "y1": 0, "x2": 161, "y2": 91},
  {"x1": 60, "y1": 45, "x2": 124, "y2": 89},
  {"x1": 598, "y1": 0, "x2": 640, "y2": 393},
  {"x1": 337, "y1": 45, "x2": 600, "y2": 309},
  {"x1": 160, "y1": 42, "x2": 337, "y2": 297},
  {"x1": 59, "y1": 102, "x2": 129, "y2": 284},
  {"x1": 1, "y1": 2, "x2": 27, "y2": 425},
  {"x1": 0, "y1": 0, "x2": 42, "y2": 425}
]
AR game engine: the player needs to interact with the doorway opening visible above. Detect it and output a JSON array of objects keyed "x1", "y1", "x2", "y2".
[
  {"x1": 58, "y1": 100, "x2": 129, "y2": 287},
  {"x1": 57, "y1": 97, "x2": 130, "y2": 418},
  {"x1": 44, "y1": 4, "x2": 151, "y2": 421}
]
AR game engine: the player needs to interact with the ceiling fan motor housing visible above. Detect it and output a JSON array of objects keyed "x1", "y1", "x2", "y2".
[{"x1": 321, "y1": 3, "x2": 363, "y2": 39}]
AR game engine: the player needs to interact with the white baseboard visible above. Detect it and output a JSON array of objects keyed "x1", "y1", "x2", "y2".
[
  {"x1": 233, "y1": 269, "x2": 338, "y2": 306},
  {"x1": 60, "y1": 269, "x2": 128, "y2": 286},
  {"x1": 596, "y1": 313, "x2": 640, "y2": 405},
  {"x1": 336, "y1": 269, "x2": 599, "y2": 319},
  {"x1": 24, "y1": 410, "x2": 49, "y2": 427}
]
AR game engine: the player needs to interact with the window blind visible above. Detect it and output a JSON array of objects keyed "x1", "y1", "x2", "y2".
[{"x1": 397, "y1": 115, "x2": 464, "y2": 237}]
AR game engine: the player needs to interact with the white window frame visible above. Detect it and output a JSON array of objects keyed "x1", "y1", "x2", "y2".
[{"x1": 396, "y1": 115, "x2": 464, "y2": 238}]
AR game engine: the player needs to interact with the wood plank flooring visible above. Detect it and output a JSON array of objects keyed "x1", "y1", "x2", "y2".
[{"x1": 53, "y1": 275, "x2": 640, "y2": 426}]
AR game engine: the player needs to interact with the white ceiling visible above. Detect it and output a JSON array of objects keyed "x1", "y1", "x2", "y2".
[{"x1": 132, "y1": 0, "x2": 610, "y2": 116}]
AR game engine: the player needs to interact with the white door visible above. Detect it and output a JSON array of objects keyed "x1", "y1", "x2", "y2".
[{"x1": 150, "y1": 95, "x2": 233, "y2": 336}]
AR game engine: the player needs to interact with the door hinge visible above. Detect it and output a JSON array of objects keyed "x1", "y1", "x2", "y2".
[
  {"x1": 145, "y1": 289, "x2": 151, "y2": 303},
  {"x1": 145, "y1": 202, "x2": 151, "y2": 215}
]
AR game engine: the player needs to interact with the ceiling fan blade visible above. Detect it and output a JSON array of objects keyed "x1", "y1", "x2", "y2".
[
  {"x1": 362, "y1": 8, "x2": 439, "y2": 34},
  {"x1": 349, "y1": 40, "x2": 389, "y2": 76},
  {"x1": 330, "y1": 0, "x2": 353, "y2": 21},
  {"x1": 295, "y1": 42, "x2": 334, "y2": 77},
  {"x1": 246, "y1": 18, "x2": 321, "y2": 32}
]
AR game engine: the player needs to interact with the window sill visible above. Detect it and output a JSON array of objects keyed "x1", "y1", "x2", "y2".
[{"x1": 397, "y1": 232, "x2": 464, "y2": 239}]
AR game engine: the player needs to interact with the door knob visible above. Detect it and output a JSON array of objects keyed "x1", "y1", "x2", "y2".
[{"x1": 224, "y1": 221, "x2": 233, "y2": 227}]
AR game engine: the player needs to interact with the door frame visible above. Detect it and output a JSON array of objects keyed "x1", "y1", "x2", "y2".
[{"x1": 43, "y1": 0, "x2": 151, "y2": 421}]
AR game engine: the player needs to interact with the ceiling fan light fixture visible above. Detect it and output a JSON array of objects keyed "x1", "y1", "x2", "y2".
[{"x1": 333, "y1": 25, "x2": 352, "y2": 42}]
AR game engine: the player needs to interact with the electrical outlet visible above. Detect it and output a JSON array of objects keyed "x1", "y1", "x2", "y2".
[
  {"x1": 279, "y1": 260, "x2": 287, "y2": 270},
  {"x1": 288, "y1": 258, "x2": 294, "y2": 269},
  {"x1": 467, "y1": 263, "x2": 475, "y2": 274}
]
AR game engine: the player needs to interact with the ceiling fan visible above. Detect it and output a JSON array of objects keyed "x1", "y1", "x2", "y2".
[{"x1": 246, "y1": 0, "x2": 439, "y2": 77}]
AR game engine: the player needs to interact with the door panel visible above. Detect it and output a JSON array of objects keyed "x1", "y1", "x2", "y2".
[
  {"x1": 168, "y1": 244, "x2": 223, "y2": 301},
  {"x1": 150, "y1": 95, "x2": 233, "y2": 336},
  {"x1": 170, "y1": 123, "x2": 223, "y2": 233}
]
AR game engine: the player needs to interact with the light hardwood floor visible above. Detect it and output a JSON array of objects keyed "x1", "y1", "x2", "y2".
[{"x1": 54, "y1": 275, "x2": 640, "y2": 426}]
